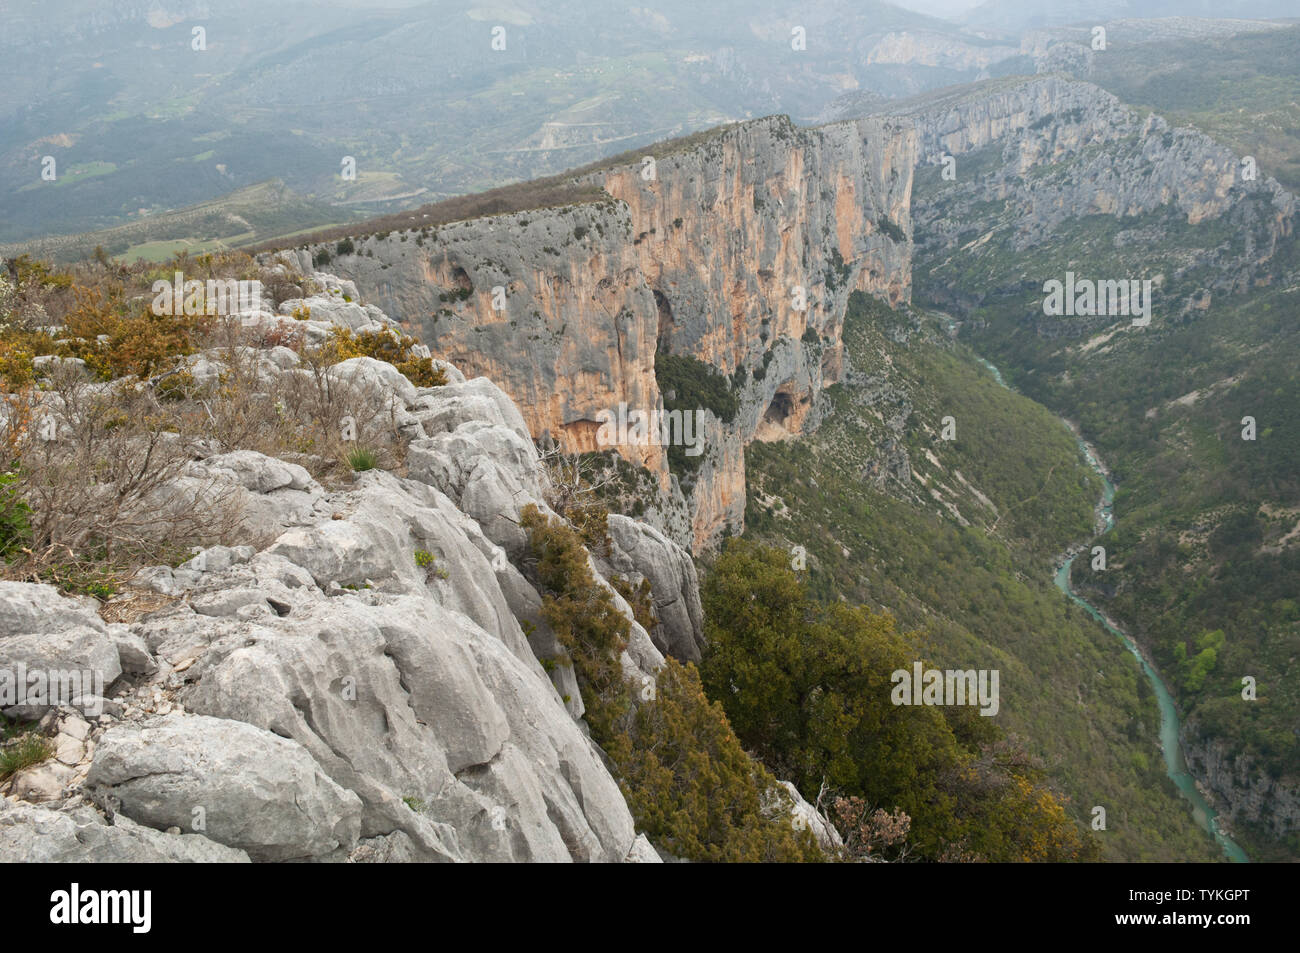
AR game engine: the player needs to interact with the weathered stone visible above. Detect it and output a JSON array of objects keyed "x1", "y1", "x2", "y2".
[
  {"x1": 0, "y1": 584, "x2": 122, "y2": 718},
  {"x1": 770, "y1": 780, "x2": 844, "y2": 854},
  {"x1": 194, "y1": 450, "x2": 316, "y2": 494},
  {"x1": 328, "y1": 356, "x2": 418, "y2": 405},
  {"x1": 624, "y1": 833, "x2": 663, "y2": 863},
  {"x1": 0, "y1": 802, "x2": 250, "y2": 862},
  {"x1": 86, "y1": 713, "x2": 363, "y2": 862},
  {"x1": 604, "y1": 514, "x2": 705, "y2": 661},
  {"x1": 108, "y1": 628, "x2": 156, "y2": 675},
  {"x1": 11, "y1": 761, "x2": 76, "y2": 802}
]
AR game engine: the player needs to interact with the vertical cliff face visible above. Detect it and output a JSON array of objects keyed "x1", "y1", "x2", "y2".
[
  {"x1": 578, "y1": 116, "x2": 914, "y2": 549},
  {"x1": 293, "y1": 114, "x2": 914, "y2": 552},
  {"x1": 586, "y1": 115, "x2": 913, "y2": 379},
  {"x1": 877, "y1": 75, "x2": 1295, "y2": 315},
  {"x1": 1181, "y1": 727, "x2": 1300, "y2": 857}
]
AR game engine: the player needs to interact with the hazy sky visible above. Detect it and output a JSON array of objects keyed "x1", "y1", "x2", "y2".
[{"x1": 887, "y1": 0, "x2": 983, "y2": 17}]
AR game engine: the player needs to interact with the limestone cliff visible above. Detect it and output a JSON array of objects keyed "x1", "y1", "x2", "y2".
[
  {"x1": 1181, "y1": 724, "x2": 1300, "y2": 858},
  {"x1": 866, "y1": 75, "x2": 1295, "y2": 318},
  {"x1": 285, "y1": 114, "x2": 915, "y2": 552},
  {"x1": 867, "y1": 30, "x2": 1019, "y2": 72}
]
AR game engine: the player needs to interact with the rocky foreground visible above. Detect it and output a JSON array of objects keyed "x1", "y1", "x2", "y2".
[{"x1": 0, "y1": 273, "x2": 836, "y2": 862}]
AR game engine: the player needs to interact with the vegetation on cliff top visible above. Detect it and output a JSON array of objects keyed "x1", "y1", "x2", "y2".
[{"x1": 0, "y1": 251, "x2": 442, "y2": 596}]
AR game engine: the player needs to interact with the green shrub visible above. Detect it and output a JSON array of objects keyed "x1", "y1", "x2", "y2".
[
  {"x1": 521, "y1": 503, "x2": 628, "y2": 737},
  {"x1": 824, "y1": 248, "x2": 852, "y2": 291},
  {"x1": 320, "y1": 327, "x2": 448, "y2": 388},
  {"x1": 0, "y1": 471, "x2": 32, "y2": 560},
  {"x1": 604, "y1": 657, "x2": 823, "y2": 862},
  {"x1": 611, "y1": 575, "x2": 656, "y2": 633},
  {"x1": 347, "y1": 447, "x2": 378, "y2": 471},
  {"x1": 876, "y1": 216, "x2": 907, "y2": 243},
  {"x1": 0, "y1": 731, "x2": 53, "y2": 782},
  {"x1": 61, "y1": 287, "x2": 210, "y2": 381}
]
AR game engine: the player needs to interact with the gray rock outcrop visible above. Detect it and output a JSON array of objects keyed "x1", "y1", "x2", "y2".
[
  {"x1": 86, "y1": 714, "x2": 363, "y2": 862},
  {"x1": 602, "y1": 515, "x2": 705, "y2": 662},
  {"x1": 0, "y1": 800, "x2": 250, "y2": 863},
  {"x1": 0, "y1": 297, "x2": 672, "y2": 862}
]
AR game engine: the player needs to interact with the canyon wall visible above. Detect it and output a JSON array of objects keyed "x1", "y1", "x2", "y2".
[
  {"x1": 288, "y1": 114, "x2": 915, "y2": 552},
  {"x1": 1182, "y1": 727, "x2": 1300, "y2": 857},
  {"x1": 866, "y1": 75, "x2": 1295, "y2": 316},
  {"x1": 870, "y1": 72, "x2": 1300, "y2": 860}
]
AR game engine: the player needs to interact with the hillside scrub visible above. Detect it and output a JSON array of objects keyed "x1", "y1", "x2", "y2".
[
  {"x1": 742, "y1": 288, "x2": 1227, "y2": 861},
  {"x1": 701, "y1": 540, "x2": 1100, "y2": 863},
  {"x1": 931, "y1": 175, "x2": 1300, "y2": 858},
  {"x1": 0, "y1": 251, "x2": 443, "y2": 594}
]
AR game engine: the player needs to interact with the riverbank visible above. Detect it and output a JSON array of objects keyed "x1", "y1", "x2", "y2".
[{"x1": 973, "y1": 350, "x2": 1249, "y2": 862}]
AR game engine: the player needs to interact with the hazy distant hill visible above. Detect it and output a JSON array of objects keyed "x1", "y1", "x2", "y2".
[{"x1": 1, "y1": 0, "x2": 1013, "y2": 245}]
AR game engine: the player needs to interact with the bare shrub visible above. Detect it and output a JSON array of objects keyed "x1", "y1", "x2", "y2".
[
  {"x1": 0, "y1": 252, "x2": 423, "y2": 592},
  {"x1": 0, "y1": 362, "x2": 241, "y2": 587},
  {"x1": 168, "y1": 321, "x2": 410, "y2": 484},
  {"x1": 537, "y1": 440, "x2": 617, "y2": 553},
  {"x1": 831, "y1": 797, "x2": 913, "y2": 863}
]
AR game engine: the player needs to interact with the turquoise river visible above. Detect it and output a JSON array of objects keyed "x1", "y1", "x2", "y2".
[{"x1": 976, "y1": 355, "x2": 1249, "y2": 863}]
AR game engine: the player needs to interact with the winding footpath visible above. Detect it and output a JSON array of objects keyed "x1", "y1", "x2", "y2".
[{"x1": 975, "y1": 355, "x2": 1249, "y2": 863}]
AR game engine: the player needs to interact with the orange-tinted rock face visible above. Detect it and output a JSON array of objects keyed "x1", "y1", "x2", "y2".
[
  {"x1": 591, "y1": 117, "x2": 913, "y2": 375},
  {"x1": 571, "y1": 116, "x2": 914, "y2": 548},
  {"x1": 307, "y1": 114, "x2": 915, "y2": 553}
]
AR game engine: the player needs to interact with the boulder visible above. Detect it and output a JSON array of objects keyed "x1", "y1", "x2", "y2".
[
  {"x1": 327, "y1": 356, "x2": 418, "y2": 405},
  {"x1": 0, "y1": 583, "x2": 122, "y2": 717},
  {"x1": 194, "y1": 450, "x2": 316, "y2": 494},
  {"x1": 86, "y1": 713, "x2": 363, "y2": 862}
]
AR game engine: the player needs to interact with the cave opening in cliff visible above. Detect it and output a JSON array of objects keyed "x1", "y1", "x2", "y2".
[
  {"x1": 765, "y1": 390, "x2": 795, "y2": 428},
  {"x1": 757, "y1": 383, "x2": 812, "y2": 442},
  {"x1": 653, "y1": 289, "x2": 675, "y2": 351}
]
